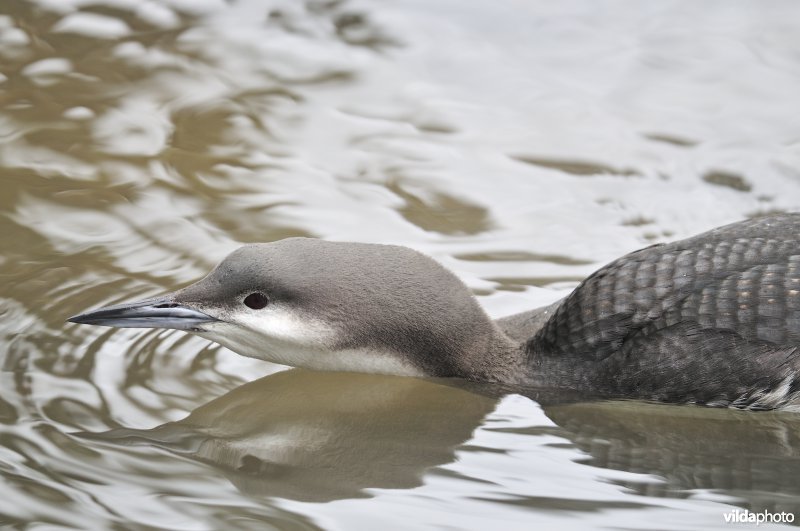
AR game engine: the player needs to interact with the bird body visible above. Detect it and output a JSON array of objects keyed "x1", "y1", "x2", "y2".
[
  {"x1": 69, "y1": 214, "x2": 800, "y2": 410},
  {"x1": 514, "y1": 214, "x2": 800, "y2": 409}
]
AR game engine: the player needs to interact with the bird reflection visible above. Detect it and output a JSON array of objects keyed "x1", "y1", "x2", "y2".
[
  {"x1": 79, "y1": 370, "x2": 800, "y2": 511},
  {"x1": 543, "y1": 401, "x2": 800, "y2": 514},
  {"x1": 81, "y1": 369, "x2": 499, "y2": 502}
]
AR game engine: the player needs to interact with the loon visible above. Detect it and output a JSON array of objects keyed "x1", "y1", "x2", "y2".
[{"x1": 69, "y1": 214, "x2": 800, "y2": 410}]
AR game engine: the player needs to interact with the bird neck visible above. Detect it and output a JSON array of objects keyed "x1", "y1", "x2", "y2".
[
  {"x1": 451, "y1": 323, "x2": 528, "y2": 384},
  {"x1": 477, "y1": 301, "x2": 565, "y2": 385}
]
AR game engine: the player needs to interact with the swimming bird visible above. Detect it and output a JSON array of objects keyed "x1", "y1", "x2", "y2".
[{"x1": 69, "y1": 213, "x2": 800, "y2": 410}]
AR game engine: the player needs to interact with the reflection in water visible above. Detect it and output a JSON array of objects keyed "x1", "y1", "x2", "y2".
[
  {"x1": 3, "y1": 0, "x2": 800, "y2": 527},
  {"x1": 702, "y1": 171, "x2": 753, "y2": 193},
  {"x1": 83, "y1": 370, "x2": 498, "y2": 502},
  {"x1": 510, "y1": 155, "x2": 640, "y2": 178},
  {"x1": 387, "y1": 180, "x2": 495, "y2": 236},
  {"x1": 78, "y1": 368, "x2": 800, "y2": 519},
  {"x1": 544, "y1": 402, "x2": 800, "y2": 515}
]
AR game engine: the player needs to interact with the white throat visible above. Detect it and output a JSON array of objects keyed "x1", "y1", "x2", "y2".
[{"x1": 197, "y1": 305, "x2": 423, "y2": 377}]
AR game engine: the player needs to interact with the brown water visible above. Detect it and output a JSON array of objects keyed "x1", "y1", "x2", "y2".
[{"x1": 3, "y1": 0, "x2": 800, "y2": 528}]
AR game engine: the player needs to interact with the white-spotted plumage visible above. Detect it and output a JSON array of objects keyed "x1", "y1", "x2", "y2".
[{"x1": 728, "y1": 375, "x2": 800, "y2": 412}]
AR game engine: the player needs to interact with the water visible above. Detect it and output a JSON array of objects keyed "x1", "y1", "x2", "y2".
[{"x1": 2, "y1": 0, "x2": 800, "y2": 528}]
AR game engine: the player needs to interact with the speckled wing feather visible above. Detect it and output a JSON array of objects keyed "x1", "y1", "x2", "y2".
[{"x1": 527, "y1": 214, "x2": 800, "y2": 405}]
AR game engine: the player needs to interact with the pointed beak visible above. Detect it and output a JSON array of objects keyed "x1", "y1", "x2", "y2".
[{"x1": 67, "y1": 296, "x2": 219, "y2": 331}]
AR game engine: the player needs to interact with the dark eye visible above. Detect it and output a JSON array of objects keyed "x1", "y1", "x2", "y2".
[{"x1": 243, "y1": 292, "x2": 268, "y2": 309}]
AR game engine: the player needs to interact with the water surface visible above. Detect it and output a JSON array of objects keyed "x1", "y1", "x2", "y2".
[{"x1": 2, "y1": 0, "x2": 800, "y2": 528}]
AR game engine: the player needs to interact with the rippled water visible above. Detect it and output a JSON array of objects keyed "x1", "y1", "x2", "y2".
[{"x1": 3, "y1": 0, "x2": 800, "y2": 528}]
